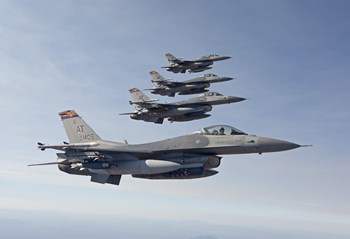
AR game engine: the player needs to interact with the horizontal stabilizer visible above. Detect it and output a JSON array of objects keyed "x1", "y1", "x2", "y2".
[
  {"x1": 90, "y1": 173, "x2": 122, "y2": 186},
  {"x1": 155, "y1": 118, "x2": 164, "y2": 124},
  {"x1": 90, "y1": 173, "x2": 110, "y2": 184},
  {"x1": 106, "y1": 175, "x2": 122, "y2": 185}
]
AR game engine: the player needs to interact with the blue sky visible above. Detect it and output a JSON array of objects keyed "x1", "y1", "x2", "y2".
[{"x1": 0, "y1": 0, "x2": 349, "y2": 238}]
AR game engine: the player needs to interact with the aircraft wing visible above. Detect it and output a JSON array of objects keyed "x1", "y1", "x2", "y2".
[
  {"x1": 132, "y1": 98, "x2": 209, "y2": 109},
  {"x1": 161, "y1": 66, "x2": 187, "y2": 74},
  {"x1": 151, "y1": 81, "x2": 187, "y2": 88},
  {"x1": 130, "y1": 101, "x2": 160, "y2": 109},
  {"x1": 129, "y1": 101, "x2": 176, "y2": 110},
  {"x1": 176, "y1": 60, "x2": 192, "y2": 64},
  {"x1": 164, "y1": 81, "x2": 187, "y2": 87}
]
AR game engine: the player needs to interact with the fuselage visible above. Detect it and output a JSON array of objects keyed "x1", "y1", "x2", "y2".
[
  {"x1": 150, "y1": 83, "x2": 210, "y2": 96},
  {"x1": 131, "y1": 105, "x2": 212, "y2": 119},
  {"x1": 150, "y1": 75, "x2": 234, "y2": 96},
  {"x1": 89, "y1": 133, "x2": 300, "y2": 159},
  {"x1": 174, "y1": 95, "x2": 245, "y2": 106}
]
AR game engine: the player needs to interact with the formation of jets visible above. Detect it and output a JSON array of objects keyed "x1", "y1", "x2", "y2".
[
  {"x1": 31, "y1": 53, "x2": 308, "y2": 186},
  {"x1": 123, "y1": 53, "x2": 239, "y2": 124}
]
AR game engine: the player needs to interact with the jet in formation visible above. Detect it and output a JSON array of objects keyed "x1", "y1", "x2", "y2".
[
  {"x1": 120, "y1": 88, "x2": 245, "y2": 124},
  {"x1": 145, "y1": 70, "x2": 234, "y2": 97},
  {"x1": 30, "y1": 110, "x2": 303, "y2": 186},
  {"x1": 162, "y1": 53, "x2": 231, "y2": 73}
]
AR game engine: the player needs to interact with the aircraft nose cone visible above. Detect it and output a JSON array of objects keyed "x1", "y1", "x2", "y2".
[
  {"x1": 222, "y1": 76, "x2": 234, "y2": 82},
  {"x1": 221, "y1": 56, "x2": 231, "y2": 60},
  {"x1": 258, "y1": 137, "x2": 300, "y2": 153},
  {"x1": 227, "y1": 96, "x2": 246, "y2": 103}
]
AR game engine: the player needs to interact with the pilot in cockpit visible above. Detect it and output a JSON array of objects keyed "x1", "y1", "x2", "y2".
[{"x1": 219, "y1": 127, "x2": 225, "y2": 135}]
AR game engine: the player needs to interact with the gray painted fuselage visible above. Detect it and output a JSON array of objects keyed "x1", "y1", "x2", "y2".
[
  {"x1": 151, "y1": 75, "x2": 234, "y2": 97},
  {"x1": 84, "y1": 133, "x2": 299, "y2": 159}
]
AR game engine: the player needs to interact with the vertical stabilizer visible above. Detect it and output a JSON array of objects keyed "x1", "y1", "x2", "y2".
[
  {"x1": 58, "y1": 110, "x2": 102, "y2": 143},
  {"x1": 150, "y1": 70, "x2": 169, "y2": 87},
  {"x1": 129, "y1": 88, "x2": 152, "y2": 111},
  {"x1": 129, "y1": 88, "x2": 151, "y2": 102},
  {"x1": 150, "y1": 70, "x2": 166, "y2": 83},
  {"x1": 165, "y1": 53, "x2": 180, "y2": 63}
]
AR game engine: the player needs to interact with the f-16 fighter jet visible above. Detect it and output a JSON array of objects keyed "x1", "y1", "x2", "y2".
[
  {"x1": 162, "y1": 53, "x2": 231, "y2": 73},
  {"x1": 30, "y1": 110, "x2": 304, "y2": 186},
  {"x1": 146, "y1": 71, "x2": 234, "y2": 97},
  {"x1": 120, "y1": 88, "x2": 245, "y2": 124}
]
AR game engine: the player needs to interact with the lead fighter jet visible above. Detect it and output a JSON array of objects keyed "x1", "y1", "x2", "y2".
[
  {"x1": 162, "y1": 53, "x2": 231, "y2": 73},
  {"x1": 120, "y1": 88, "x2": 246, "y2": 124},
  {"x1": 146, "y1": 71, "x2": 234, "y2": 97},
  {"x1": 30, "y1": 110, "x2": 303, "y2": 186}
]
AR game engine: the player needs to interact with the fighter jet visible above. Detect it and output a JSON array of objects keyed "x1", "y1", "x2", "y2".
[
  {"x1": 29, "y1": 110, "x2": 304, "y2": 186},
  {"x1": 120, "y1": 88, "x2": 245, "y2": 124},
  {"x1": 145, "y1": 71, "x2": 234, "y2": 97},
  {"x1": 162, "y1": 53, "x2": 231, "y2": 73}
]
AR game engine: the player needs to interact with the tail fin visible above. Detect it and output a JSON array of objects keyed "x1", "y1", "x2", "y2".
[
  {"x1": 58, "y1": 110, "x2": 102, "y2": 143},
  {"x1": 165, "y1": 53, "x2": 180, "y2": 63},
  {"x1": 149, "y1": 70, "x2": 168, "y2": 87},
  {"x1": 129, "y1": 88, "x2": 151, "y2": 102},
  {"x1": 129, "y1": 88, "x2": 153, "y2": 111}
]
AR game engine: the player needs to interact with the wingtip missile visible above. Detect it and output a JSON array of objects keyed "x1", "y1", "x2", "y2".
[{"x1": 37, "y1": 142, "x2": 46, "y2": 151}]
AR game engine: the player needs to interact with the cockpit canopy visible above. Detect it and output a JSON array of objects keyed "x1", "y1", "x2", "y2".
[
  {"x1": 198, "y1": 125, "x2": 247, "y2": 136},
  {"x1": 199, "y1": 54, "x2": 219, "y2": 60},
  {"x1": 202, "y1": 91, "x2": 223, "y2": 97},
  {"x1": 203, "y1": 73, "x2": 217, "y2": 77}
]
